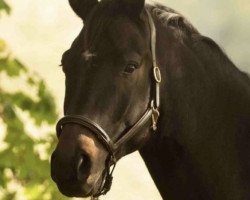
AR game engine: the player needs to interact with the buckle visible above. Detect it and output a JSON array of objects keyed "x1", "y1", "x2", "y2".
[
  {"x1": 153, "y1": 66, "x2": 162, "y2": 83},
  {"x1": 151, "y1": 101, "x2": 160, "y2": 131}
]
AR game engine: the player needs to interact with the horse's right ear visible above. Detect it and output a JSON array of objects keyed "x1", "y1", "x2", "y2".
[{"x1": 69, "y1": 0, "x2": 98, "y2": 21}]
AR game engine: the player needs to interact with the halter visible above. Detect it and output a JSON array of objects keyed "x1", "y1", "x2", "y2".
[{"x1": 56, "y1": 9, "x2": 161, "y2": 198}]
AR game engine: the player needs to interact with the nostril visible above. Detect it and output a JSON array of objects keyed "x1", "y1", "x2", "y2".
[{"x1": 76, "y1": 153, "x2": 91, "y2": 182}]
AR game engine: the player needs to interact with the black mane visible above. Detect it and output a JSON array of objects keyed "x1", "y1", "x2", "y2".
[{"x1": 148, "y1": 4, "x2": 198, "y2": 38}]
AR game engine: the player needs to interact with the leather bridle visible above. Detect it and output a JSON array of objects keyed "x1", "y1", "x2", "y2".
[{"x1": 56, "y1": 9, "x2": 161, "y2": 198}]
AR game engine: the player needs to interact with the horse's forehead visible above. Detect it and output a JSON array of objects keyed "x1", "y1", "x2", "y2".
[
  {"x1": 75, "y1": 12, "x2": 148, "y2": 62},
  {"x1": 111, "y1": 21, "x2": 147, "y2": 54},
  {"x1": 87, "y1": 15, "x2": 142, "y2": 40},
  {"x1": 110, "y1": 17, "x2": 142, "y2": 36}
]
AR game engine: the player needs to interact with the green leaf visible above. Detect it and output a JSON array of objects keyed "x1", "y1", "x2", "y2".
[
  {"x1": 0, "y1": 57, "x2": 27, "y2": 77},
  {"x1": 0, "y1": 38, "x2": 6, "y2": 52},
  {"x1": 8, "y1": 92, "x2": 34, "y2": 111},
  {"x1": 0, "y1": 0, "x2": 11, "y2": 15},
  {"x1": 27, "y1": 76, "x2": 36, "y2": 86},
  {"x1": 2, "y1": 192, "x2": 16, "y2": 200},
  {"x1": 24, "y1": 184, "x2": 45, "y2": 200}
]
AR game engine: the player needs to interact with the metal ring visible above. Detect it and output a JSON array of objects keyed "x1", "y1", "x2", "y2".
[{"x1": 153, "y1": 67, "x2": 162, "y2": 83}]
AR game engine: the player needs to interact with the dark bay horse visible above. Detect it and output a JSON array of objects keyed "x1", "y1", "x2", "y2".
[{"x1": 51, "y1": 0, "x2": 250, "y2": 199}]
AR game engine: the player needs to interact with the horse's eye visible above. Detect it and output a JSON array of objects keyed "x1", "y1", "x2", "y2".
[{"x1": 124, "y1": 63, "x2": 138, "y2": 74}]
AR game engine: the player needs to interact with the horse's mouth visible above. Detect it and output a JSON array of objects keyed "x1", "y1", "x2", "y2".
[{"x1": 56, "y1": 180, "x2": 95, "y2": 198}]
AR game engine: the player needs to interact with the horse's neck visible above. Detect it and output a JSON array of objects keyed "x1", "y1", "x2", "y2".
[
  {"x1": 139, "y1": 13, "x2": 250, "y2": 200},
  {"x1": 140, "y1": 108, "x2": 250, "y2": 200},
  {"x1": 139, "y1": 136, "x2": 211, "y2": 200}
]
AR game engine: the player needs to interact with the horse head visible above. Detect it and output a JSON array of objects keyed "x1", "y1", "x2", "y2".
[{"x1": 51, "y1": 0, "x2": 159, "y2": 197}]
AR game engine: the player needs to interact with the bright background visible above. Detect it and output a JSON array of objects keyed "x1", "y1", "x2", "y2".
[{"x1": 0, "y1": 0, "x2": 249, "y2": 199}]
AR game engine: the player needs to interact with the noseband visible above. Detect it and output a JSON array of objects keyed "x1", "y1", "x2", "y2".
[{"x1": 56, "y1": 9, "x2": 161, "y2": 198}]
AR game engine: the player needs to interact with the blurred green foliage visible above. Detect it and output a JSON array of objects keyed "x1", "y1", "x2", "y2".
[
  {"x1": 0, "y1": 0, "x2": 10, "y2": 15},
  {"x1": 0, "y1": 1, "x2": 70, "y2": 199}
]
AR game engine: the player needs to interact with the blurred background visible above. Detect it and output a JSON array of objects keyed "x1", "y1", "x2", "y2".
[{"x1": 0, "y1": 0, "x2": 249, "y2": 199}]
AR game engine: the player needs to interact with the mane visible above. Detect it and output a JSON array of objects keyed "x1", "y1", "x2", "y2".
[
  {"x1": 147, "y1": 3, "x2": 250, "y2": 86},
  {"x1": 145, "y1": 3, "x2": 250, "y2": 142},
  {"x1": 146, "y1": 3, "x2": 199, "y2": 40}
]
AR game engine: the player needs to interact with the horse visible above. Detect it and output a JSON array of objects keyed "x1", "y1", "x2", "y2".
[{"x1": 50, "y1": 0, "x2": 250, "y2": 199}]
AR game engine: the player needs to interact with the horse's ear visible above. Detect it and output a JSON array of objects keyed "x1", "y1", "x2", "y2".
[
  {"x1": 69, "y1": 0, "x2": 98, "y2": 21},
  {"x1": 120, "y1": 0, "x2": 145, "y2": 17}
]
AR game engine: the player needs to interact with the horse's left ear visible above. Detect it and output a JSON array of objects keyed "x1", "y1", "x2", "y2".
[{"x1": 119, "y1": 0, "x2": 145, "y2": 17}]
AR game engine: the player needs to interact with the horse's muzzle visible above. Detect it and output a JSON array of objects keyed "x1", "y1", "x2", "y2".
[
  {"x1": 50, "y1": 124, "x2": 108, "y2": 197},
  {"x1": 51, "y1": 150, "x2": 93, "y2": 197}
]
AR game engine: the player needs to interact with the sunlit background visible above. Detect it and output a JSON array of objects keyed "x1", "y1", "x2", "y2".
[{"x1": 0, "y1": 0, "x2": 249, "y2": 199}]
